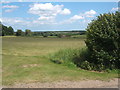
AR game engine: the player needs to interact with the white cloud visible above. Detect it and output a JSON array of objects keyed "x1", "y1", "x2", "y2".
[
  {"x1": 63, "y1": 10, "x2": 96, "y2": 23},
  {"x1": 38, "y1": 16, "x2": 54, "y2": 20},
  {"x1": 111, "y1": 7, "x2": 119, "y2": 11},
  {"x1": 2, "y1": 7, "x2": 97, "y2": 30},
  {"x1": 70, "y1": 15, "x2": 84, "y2": 20},
  {"x1": 32, "y1": 19, "x2": 57, "y2": 25},
  {"x1": 2, "y1": 5, "x2": 19, "y2": 9},
  {"x1": 85, "y1": 10, "x2": 96, "y2": 15},
  {"x1": 2, "y1": 16, "x2": 58, "y2": 30},
  {"x1": 28, "y1": 3, "x2": 63, "y2": 16},
  {"x1": 84, "y1": 10, "x2": 96, "y2": 18},
  {"x1": 85, "y1": 15, "x2": 94, "y2": 17},
  {"x1": 18, "y1": 0, "x2": 23, "y2": 2},
  {"x1": 28, "y1": 3, "x2": 96, "y2": 26},
  {"x1": 60, "y1": 15, "x2": 84, "y2": 24},
  {"x1": 28, "y1": 3, "x2": 71, "y2": 22},
  {"x1": 60, "y1": 10, "x2": 96, "y2": 24},
  {"x1": 2, "y1": 5, "x2": 19, "y2": 13},
  {"x1": 60, "y1": 8, "x2": 71, "y2": 15},
  {"x1": 4, "y1": 9, "x2": 14, "y2": 12},
  {"x1": 1, "y1": 1, "x2": 11, "y2": 4},
  {"x1": 2, "y1": 17, "x2": 30, "y2": 26}
]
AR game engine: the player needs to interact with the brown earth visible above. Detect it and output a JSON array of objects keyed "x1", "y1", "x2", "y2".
[{"x1": 3, "y1": 78, "x2": 119, "y2": 88}]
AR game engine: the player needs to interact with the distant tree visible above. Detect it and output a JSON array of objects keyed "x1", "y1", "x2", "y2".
[
  {"x1": 0, "y1": 22, "x2": 14, "y2": 36},
  {"x1": 43, "y1": 34, "x2": 48, "y2": 37},
  {"x1": 50, "y1": 33, "x2": 53, "y2": 36},
  {"x1": 40, "y1": 32, "x2": 48, "y2": 37},
  {"x1": 25, "y1": 29, "x2": 31, "y2": 36},
  {"x1": 2, "y1": 25, "x2": 8, "y2": 35},
  {"x1": 8, "y1": 26, "x2": 14, "y2": 35},
  {"x1": 16, "y1": 29, "x2": 23, "y2": 36},
  {"x1": 57, "y1": 34, "x2": 62, "y2": 38}
]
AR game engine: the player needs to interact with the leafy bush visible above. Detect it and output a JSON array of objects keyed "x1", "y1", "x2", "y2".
[
  {"x1": 84, "y1": 11, "x2": 120, "y2": 70},
  {"x1": 72, "y1": 48, "x2": 97, "y2": 71}
]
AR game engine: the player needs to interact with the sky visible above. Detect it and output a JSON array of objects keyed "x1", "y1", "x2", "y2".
[{"x1": 1, "y1": 2, "x2": 119, "y2": 31}]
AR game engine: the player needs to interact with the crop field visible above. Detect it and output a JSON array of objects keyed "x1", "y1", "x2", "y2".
[{"x1": 2, "y1": 36, "x2": 118, "y2": 86}]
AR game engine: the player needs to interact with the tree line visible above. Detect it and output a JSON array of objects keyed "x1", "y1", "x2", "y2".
[
  {"x1": 15, "y1": 30, "x2": 86, "y2": 37},
  {"x1": 0, "y1": 23, "x2": 33, "y2": 36},
  {"x1": 0, "y1": 22, "x2": 86, "y2": 37},
  {"x1": 0, "y1": 22, "x2": 14, "y2": 36}
]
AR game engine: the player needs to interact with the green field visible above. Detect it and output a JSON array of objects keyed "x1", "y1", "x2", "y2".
[{"x1": 2, "y1": 36, "x2": 118, "y2": 85}]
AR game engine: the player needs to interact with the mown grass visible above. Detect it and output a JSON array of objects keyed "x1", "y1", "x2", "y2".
[{"x1": 2, "y1": 36, "x2": 118, "y2": 85}]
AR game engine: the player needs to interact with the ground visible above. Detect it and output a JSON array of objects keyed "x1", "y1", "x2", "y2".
[
  {"x1": 2, "y1": 36, "x2": 119, "y2": 88},
  {"x1": 4, "y1": 78, "x2": 118, "y2": 88}
]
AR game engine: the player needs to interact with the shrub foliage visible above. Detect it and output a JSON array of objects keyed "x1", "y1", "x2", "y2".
[{"x1": 83, "y1": 11, "x2": 120, "y2": 71}]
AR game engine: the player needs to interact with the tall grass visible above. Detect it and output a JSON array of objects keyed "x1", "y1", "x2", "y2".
[
  {"x1": 50, "y1": 47, "x2": 119, "y2": 72},
  {"x1": 49, "y1": 47, "x2": 88, "y2": 69}
]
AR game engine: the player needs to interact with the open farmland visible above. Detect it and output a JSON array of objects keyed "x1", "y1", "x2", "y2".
[{"x1": 2, "y1": 36, "x2": 118, "y2": 87}]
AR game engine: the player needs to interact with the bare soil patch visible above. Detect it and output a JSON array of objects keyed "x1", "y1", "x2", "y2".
[{"x1": 22, "y1": 64, "x2": 40, "y2": 68}]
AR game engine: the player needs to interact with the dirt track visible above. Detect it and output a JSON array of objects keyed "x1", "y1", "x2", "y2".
[{"x1": 4, "y1": 78, "x2": 119, "y2": 88}]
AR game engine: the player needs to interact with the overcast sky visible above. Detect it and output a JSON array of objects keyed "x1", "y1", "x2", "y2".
[{"x1": 1, "y1": 2, "x2": 118, "y2": 31}]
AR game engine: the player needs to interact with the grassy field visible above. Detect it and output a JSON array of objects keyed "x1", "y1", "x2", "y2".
[{"x1": 2, "y1": 36, "x2": 118, "y2": 85}]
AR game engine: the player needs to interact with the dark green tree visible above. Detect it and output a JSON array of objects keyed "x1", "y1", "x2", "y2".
[
  {"x1": 0, "y1": 23, "x2": 14, "y2": 36},
  {"x1": 84, "y1": 11, "x2": 120, "y2": 70},
  {"x1": 2, "y1": 25, "x2": 8, "y2": 35},
  {"x1": 74, "y1": 11, "x2": 120, "y2": 71},
  {"x1": 8, "y1": 26, "x2": 14, "y2": 35},
  {"x1": 16, "y1": 29, "x2": 23, "y2": 36},
  {"x1": 25, "y1": 29, "x2": 31, "y2": 36}
]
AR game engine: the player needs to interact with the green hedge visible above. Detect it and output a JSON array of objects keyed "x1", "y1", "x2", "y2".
[{"x1": 83, "y1": 11, "x2": 120, "y2": 71}]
